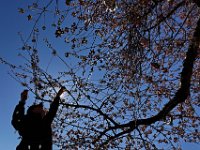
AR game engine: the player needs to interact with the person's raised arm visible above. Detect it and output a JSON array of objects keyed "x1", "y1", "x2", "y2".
[
  {"x1": 45, "y1": 87, "x2": 65, "y2": 124},
  {"x1": 11, "y1": 90, "x2": 28, "y2": 131}
]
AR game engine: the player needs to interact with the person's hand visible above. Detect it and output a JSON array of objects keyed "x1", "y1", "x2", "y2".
[
  {"x1": 57, "y1": 86, "x2": 66, "y2": 98},
  {"x1": 20, "y1": 90, "x2": 28, "y2": 102}
]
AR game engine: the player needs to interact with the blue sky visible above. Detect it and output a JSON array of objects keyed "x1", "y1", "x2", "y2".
[
  {"x1": 0, "y1": 0, "x2": 199, "y2": 149},
  {"x1": 0, "y1": 1, "x2": 29, "y2": 149}
]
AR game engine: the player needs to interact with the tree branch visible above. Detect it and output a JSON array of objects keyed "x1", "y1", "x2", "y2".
[
  {"x1": 129, "y1": 14, "x2": 199, "y2": 129},
  {"x1": 97, "y1": 15, "x2": 200, "y2": 145},
  {"x1": 145, "y1": 1, "x2": 185, "y2": 31},
  {"x1": 60, "y1": 102, "x2": 119, "y2": 126}
]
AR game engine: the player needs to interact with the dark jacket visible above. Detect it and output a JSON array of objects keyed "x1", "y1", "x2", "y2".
[{"x1": 11, "y1": 97, "x2": 60, "y2": 150}]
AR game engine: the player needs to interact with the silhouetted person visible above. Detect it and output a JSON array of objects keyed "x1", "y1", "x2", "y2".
[{"x1": 12, "y1": 88, "x2": 65, "y2": 150}]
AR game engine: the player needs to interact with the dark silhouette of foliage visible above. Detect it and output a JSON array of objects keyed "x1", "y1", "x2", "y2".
[{"x1": 1, "y1": 0, "x2": 200, "y2": 149}]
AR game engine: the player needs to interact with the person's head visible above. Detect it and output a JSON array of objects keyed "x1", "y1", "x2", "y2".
[{"x1": 27, "y1": 103, "x2": 47, "y2": 118}]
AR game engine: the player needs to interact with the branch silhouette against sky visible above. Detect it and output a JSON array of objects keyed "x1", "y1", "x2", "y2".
[{"x1": 0, "y1": 0, "x2": 200, "y2": 149}]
